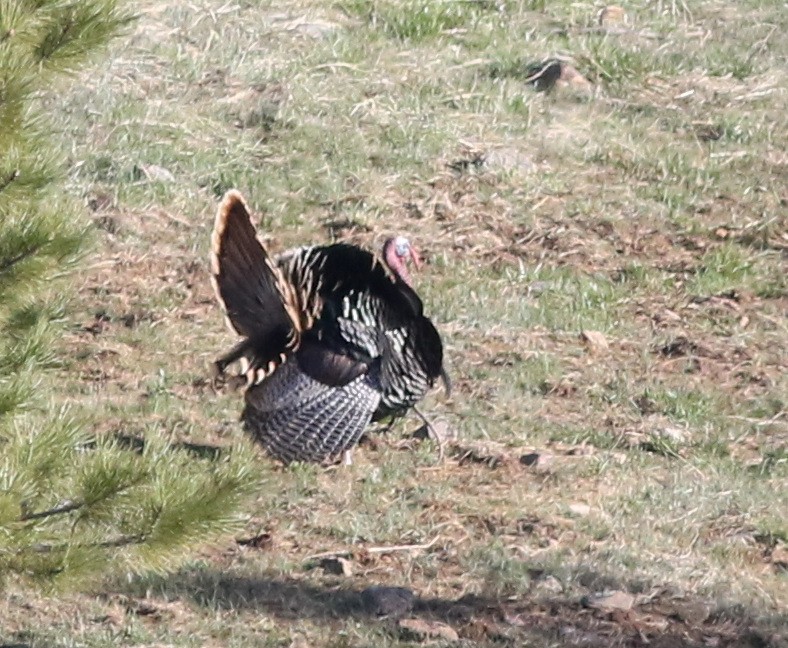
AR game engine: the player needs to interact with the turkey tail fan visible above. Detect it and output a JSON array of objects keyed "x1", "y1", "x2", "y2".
[
  {"x1": 210, "y1": 190, "x2": 300, "y2": 380},
  {"x1": 243, "y1": 354, "x2": 382, "y2": 464}
]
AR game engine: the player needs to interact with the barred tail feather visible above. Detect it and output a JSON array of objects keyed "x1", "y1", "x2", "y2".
[
  {"x1": 242, "y1": 360, "x2": 381, "y2": 464},
  {"x1": 211, "y1": 190, "x2": 299, "y2": 380}
]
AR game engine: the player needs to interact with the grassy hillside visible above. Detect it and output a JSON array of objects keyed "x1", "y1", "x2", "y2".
[{"x1": 3, "y1": 0, "x2": 785, "y2": 646}]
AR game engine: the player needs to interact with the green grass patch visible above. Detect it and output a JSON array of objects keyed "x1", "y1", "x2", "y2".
[{"x1": 342, "y1": 0, "x2": 493, "y2": 42}]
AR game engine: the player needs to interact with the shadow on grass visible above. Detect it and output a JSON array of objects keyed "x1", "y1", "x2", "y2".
[{"x1": 115, "y1": 568, "x2": 784, "y2": 647}]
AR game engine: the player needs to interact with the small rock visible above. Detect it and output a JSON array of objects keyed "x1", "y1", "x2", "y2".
[
  {"x1": 541, "y1": 378, "x2": 578, "y2": 397},
  {"x1": 526, "y1": 280, "x2": 551, "y2": 296},
  {"x1": 641, "y1": 430, "x2": 682, "y2": 457},
  {"x1": 399, "y1": 618, "x2": 460, "y2": 642},
  {"x1": 659, "y1": 336, "x2": 699, "y2": 358},
  {"x1": 279, "y1": 17, "x2": 341, "y2": 40},
  {"x1": 632, "y1": 612, "x2": 670, "y2": 632},
  {"x1": 519, "y1": 452, "x2": 539, "y2": 467},
  {"x1": 648, "y1": 599, "x2": 711, "y2": 625},
  {"x1": 294, "y1": 21, "x2": 339, "y2": 39},
  {"x1": 501, "y1": 608, "x2": 529, "y2": 627},
  {"x1": 654, "y1": 308, "x2": 682, "y2": 324},
  {"x1": 236, "y1": 532, "x2": 273, "y2": 550},
  {"x1": 771, "y1": 544, "x2": 788, "y2": 570},
  {"x1": 610, "y1": 451, "x2": 628, "y2": 465},
  {"x1": 568, "y1": 503, "x2": 591, "y2": 517},
  {"x1": 126, "y1": 599, "x2": 165, "y2": 619},
  {"x1": 92, "y1": 604, "x2": 125, "y2": 627},
  {"x1": 361, "y1": 586, "x2": 415, "y2": 617},
  {"x1": 653, "y1": 426, "x2": 686, "y2": 444},
  {"x1": 598, "y1": 5, "x2": 627, "y2": 26},
  {"x1": 319, "y1": 556, "x2": 353, "y2": 576},
  {"x1": 137, "y1": 164, "x2": 175, "y2": 183},
  {"x1": 484, "y1": 147, "x2": 536, "y2": 173},
  {"x1": 580, "y1": 330, "x2": 609, "y2": 353},
  {"x1": 671, "y1": 600, "x2": 711, "y2": 625},
  {"x1": 288, "y1": 634, "x2": 311, "y2": 648},
  {"x1": 534, "y1": 575, "x2": 564, "y2": 595},
  {"x1": 448, "y1": 153, "x2": 485, "y2": 174},
  {"x1": 431, "y1": 418, "x2": 459, "y2": 442},
  {"x1": 412, "y1": 418, "x2": 458, "y2": 443},
  {"x1": 523, "y1": 58, "x2": 562, "y2": 92},
  {"x1": 559, "y1": 64, "x2": 594, "y2": 92},
  {"x1": 93, "y1": 214, "x2": 120, "y2": 234},
  {"x1": 560, "y1": 625, "x2": 604, "y2": 644},
  {"x1": 87, "y1": 192, "x2": 113, "y2": 212},
  {"x1": 455, "y1": 441, "x2": 511, "y2": 468},
  {"x1": 566, "y1": 444, "x2": 595, "y2": 456},
  {"x1": 520, "y1": 452, "x2": 552, "y2": 471},
  {"x1": 583, "y1": 590, "x2": 636, "y2": 612}
]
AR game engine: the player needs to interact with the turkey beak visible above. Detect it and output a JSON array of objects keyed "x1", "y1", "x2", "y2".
[{"x1": 409, "y1": 246, "x2": 422, "y2": 271}]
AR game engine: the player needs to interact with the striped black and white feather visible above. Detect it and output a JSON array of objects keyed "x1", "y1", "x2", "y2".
[{"x1": 210, "y1": 190, "x2": 447, "y2": 464}]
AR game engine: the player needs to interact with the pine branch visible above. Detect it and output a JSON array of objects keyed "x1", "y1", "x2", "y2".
[
  {"x1": 22, "y1": 534, "x2": 147, "y2": 554},
  {"x1": 17, "y1": 458, "x2": 149, "y2": 526},
  {"x1": 36, "y1": 15, "x2": 76, "y2": 63},
  {"x1": 19, "y1": 499, "x2": 84, "y2": 522},
  {"x1": 0, "y1": 1, "x2": 256, "y2": 587},
  {"x1": 97, "y1": 534, "x2": 147, "y2": 549},
  {"x1": 0, "y1": 169, "x2": 20, "y2": 194},
  {"x1": 32, "y1": 3, "x2": 136, "y2": 73},
  {"x1": 0, "y1": 244, "x2": 42, "y2": 274}
]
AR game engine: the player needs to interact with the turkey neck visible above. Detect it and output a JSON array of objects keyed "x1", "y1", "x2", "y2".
[{"x1": 382, "y1": 241, "x2": 412, "y2": 287}]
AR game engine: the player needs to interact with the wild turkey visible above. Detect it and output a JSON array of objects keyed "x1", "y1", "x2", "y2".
[{"x1": 210, "y1": 190, "x2": 448, "y2": 464}]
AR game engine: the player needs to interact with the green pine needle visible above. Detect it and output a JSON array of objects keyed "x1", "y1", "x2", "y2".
[{"x1": 0, "y1": 0, "x2": 258, "y2": 590}]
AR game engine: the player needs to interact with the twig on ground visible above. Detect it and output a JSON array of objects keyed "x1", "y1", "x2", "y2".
[{"x1": 306, "y1": 536, "x2": 440, "y2": 561}]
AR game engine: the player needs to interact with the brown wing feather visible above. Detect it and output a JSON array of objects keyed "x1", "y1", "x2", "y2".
[{"x1": 295, "y1": 339, "x2": 370, "y2": 387}]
